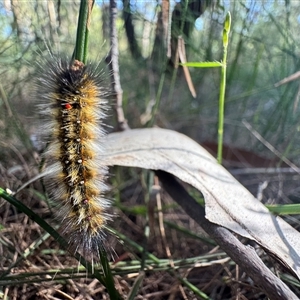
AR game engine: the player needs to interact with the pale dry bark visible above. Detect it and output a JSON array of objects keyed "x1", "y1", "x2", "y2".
[{"x1": 107, "y1": 0, "x2": 129, "y2": 131}]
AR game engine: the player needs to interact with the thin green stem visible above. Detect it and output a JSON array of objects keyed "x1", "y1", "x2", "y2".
[
  {"x1": 217, "y1": 12, "x2": 231, "y2": 164},
  {"x1": 74, "y1": 0, "x2": 94, "y2": 63},
  {"x1": 266, "y1": 204, "x2": 300, "y2": 215},
  {"x1": 147, "y1": 71, "x2": 166, "y2": 127},
  {"x1": 177, "y1": 276, "x2": 211, "y2": 300},
  {"x1": 99, "y1": 248, "x2": 122, "y2": 299}
]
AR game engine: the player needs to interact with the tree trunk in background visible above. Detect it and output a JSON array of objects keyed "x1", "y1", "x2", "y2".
[
  {"x1": 122, "y1": 0, "x2": 142, "y2": 60},
  {"x1": 170, "y1": 0, "x2": 208, "y2": 66}
]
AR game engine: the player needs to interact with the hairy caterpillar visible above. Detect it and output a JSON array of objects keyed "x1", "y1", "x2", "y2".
[{"x1": 37, "y1": 56, "x2": 110, "y2": 255}]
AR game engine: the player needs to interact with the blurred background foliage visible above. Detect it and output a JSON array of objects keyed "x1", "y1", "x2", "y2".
[{"x1": 1, "y1": 0, "x2": 300, "y2": 163}]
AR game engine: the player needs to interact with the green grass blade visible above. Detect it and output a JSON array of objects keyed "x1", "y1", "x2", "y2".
[
  {"x1": 266, "y1": 204, "x2": 300, "y2": 215},
  {"x1": 182, "y1": 61, "x2": 222, "y2": 68},
  {"x1": 99, "y1": 248, "x2": 123, "y2": 299},
  {"x1": 177, "y1": 276, "x2": 212, "y2": 300},
  {"x1": 127, "y1": 272, "x2": 145, "y2": 300}
]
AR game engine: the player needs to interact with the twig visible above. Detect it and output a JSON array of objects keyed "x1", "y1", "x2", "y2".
[
  {"x1": 230, "y1": 167, "x2": 300, "y2": 176},
  {"x1": 242, "y1": 120, "x2": 300, "y2": 174},
  {"x1": 274, "y1": 71, "x2": 300, "y2": 87},
  {"x1": 177, "y1": 36, "x2": 196, "y2": 98},
  {"x1": 107, "y1": 0, "x2": 129, "y2": 131},
  {"x1": 156, "y1": 170, "x2": 299, "y2": 300}
]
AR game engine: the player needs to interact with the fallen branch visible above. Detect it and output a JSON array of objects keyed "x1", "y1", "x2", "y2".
[{"x1": 156, "y1": 170, "x2": 298, "y2": 300}]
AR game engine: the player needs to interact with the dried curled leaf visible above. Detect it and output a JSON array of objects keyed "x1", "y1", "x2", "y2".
[{"x1": 104, "y1": 128, "x2": 300, "y2": 279}]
